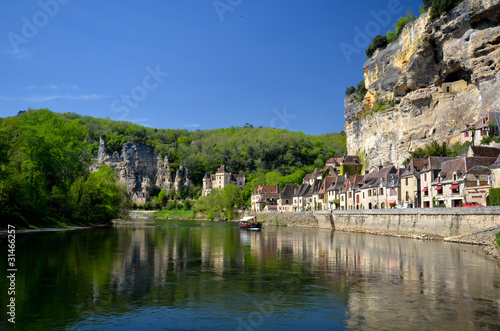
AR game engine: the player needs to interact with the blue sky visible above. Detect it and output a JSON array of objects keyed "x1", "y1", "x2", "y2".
[{"x1": 0, "y1": 0, "x2": 421, "y2": 135}]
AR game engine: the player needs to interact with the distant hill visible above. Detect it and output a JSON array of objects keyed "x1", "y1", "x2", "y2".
[{"x1": 60, "y1": 111, "x2": 347, "y2": 185}]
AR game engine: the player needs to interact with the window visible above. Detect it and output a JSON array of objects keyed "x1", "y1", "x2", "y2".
[
  {"x1": 464, "y1": 131, "x2": 469, "y2": 138},
  {"x1": 368, "y1": 190, "x2": 371, "y2": 197},
  {"x1": 379, "y1": 188, "x2": 384, "y2": 195},
  {"x1": 424, "y1": 173, "x2": 427, "y2": 181},
  {"x1": 405, "y1": 191, "x2": 410, "y2": 201},
  {"x1": 356, "y1": 195, "x2": 359, "y2": 203}
]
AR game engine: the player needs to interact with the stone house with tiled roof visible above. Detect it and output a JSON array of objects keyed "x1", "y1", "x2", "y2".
[
  {"x1": 293, "y1": 183, "x2": 311, "y2": 211},
  {"x1": 360, "y1": 166, "x2": 398, "y2": 209},
  {"x1": 419, "y1": 156, "x2": 460, "y2": 208},
  {"x1": 386, "y1": 169, "x2": 402, "y2": 208},
  {"x1": 340, "y1": 175, "x2": 364, "y2": 210},
  {"x1": 461, "y1": 112, "x2": 500, "y2": 146},
  {"x1": 251, "y1": 185, "x2": 280, "y2": 212},
  {"x1": 326, "y1": 176, "x2": 346, "y2": 210},
  {"x1": 467, "y1": 146, "x2": 500, "y2": 158},
  {"x1": 464, "y1": 165, "x2": 492, "y2": 206},
  {"x1": 278, "y1": 184, "x2": 298, "y2": 212},
  {"x1": 432, "y1": 157, "x2": 497, "y2": 207},
  {"x1": 202, "y1": 165, "x2": 245, "y2": 197},
  {"x1": 400, "y1": 158, "x2": 426, "y2": 208},
  {"x1": 315, "y1": 176, "x2": 336, "y2": 211}
]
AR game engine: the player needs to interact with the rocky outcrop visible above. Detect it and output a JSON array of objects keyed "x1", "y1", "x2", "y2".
[
  {"x1": 345, "y1": 0, "x2": 500, "y2": 169},
  {"x1": 92, "y1": 137, "x2": 192, "y2": 195}
]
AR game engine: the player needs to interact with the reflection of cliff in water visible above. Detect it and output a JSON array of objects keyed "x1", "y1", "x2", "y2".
[{"x1": 108, "y1": 222, "x2": 500, "y2": 331}]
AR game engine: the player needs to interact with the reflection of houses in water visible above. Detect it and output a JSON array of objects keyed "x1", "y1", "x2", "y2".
[{"x1": 102, "y1": 224, "x2": 500, "y2": 330}]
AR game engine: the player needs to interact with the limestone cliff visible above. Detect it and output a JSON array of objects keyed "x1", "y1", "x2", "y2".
[
  {"x1": 92, "y1": 137, "x2": 192, "y2": 195},
  {"x1": 345, "y1": 0, "x2": 500, "y2": 169}
]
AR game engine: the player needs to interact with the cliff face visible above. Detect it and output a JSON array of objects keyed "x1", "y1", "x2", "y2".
[
  {"x1": 345, "y1": 0, "x2": 500, "y2": 169},
  {"x1": 93, "y1": 137, "x2": 191, "y2": 194}
]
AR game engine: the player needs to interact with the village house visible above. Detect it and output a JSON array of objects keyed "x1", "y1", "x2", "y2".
[
  {"x1": 277, "y1": 184, "x2": 299, "y2": 212},
  {"x1": 326, "y1": 175, "x2": 346, "y2": 210},
  {"x1": 251, "y1": 185, "x2": 280, "y2": 212},
  {"x1": 202, "y1": 165, "x2": 245, "y2": 197},
  {"x1": 293, "y1": 183, "x2": 311, "y2": 211},
  {"x1": 310, "y1": 179, "x2": 324, "y2": 211},
  {"x1": 461, "y1": 112, "x2": 500, "y2": 146},
  {"x1": 385, "y1": 169, "x2": 402, "y2": 209},
  {"x1": 464, "y1": 166, "x2": 492, "y2": 206},
  {"x1": 339, "y1": 155, "x2": 363, "y2": 176},
  {"x1": 400, "y1": 158, "x2": 426, "y2": 208},
  {"x1": 131, "y1": 191, "x2": 148, "y2": 205},
  {"x1": 364, "y1": 166, "x2": 398, "y2": 209},
  {"x1": 340, "y1": 175, "x2": 364, "y2": 210},
  {"x1": 432, "y1": 157, "x2": 497, "y2": 207},
  {"x1": 419, "y1": 156, "x2": 459, "y2": 208}
]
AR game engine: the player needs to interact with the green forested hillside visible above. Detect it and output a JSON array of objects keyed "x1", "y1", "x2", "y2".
[
  {"x1": 62, "y1": 112, "x2": 346, "y2": 184},
  {"x1": 0, "y1": 109, "x2": 346, "y2": 227}
]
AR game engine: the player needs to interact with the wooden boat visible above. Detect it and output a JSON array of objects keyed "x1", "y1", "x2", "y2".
[{"x1": 239, "y1": 216, "x2": 262, "y2": 230}]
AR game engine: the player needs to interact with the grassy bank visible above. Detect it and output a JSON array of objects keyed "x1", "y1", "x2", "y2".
[{"x1": 151, "y1": 210, "x2": 197, "y2": 219}]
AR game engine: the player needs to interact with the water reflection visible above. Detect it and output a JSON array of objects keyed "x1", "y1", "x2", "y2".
[{"x1": 0, "y1": 220, "x2": 499, "y2": 330}]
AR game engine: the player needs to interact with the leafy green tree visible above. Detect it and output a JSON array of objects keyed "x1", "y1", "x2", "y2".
[
  {"x1": 345, "y1": 86, "x2": 356, "y2": 96},
  {"x1": 357, "y1": 80, "x2": 368, "y2": 101},
  {"x1": 366, "y1": 35, "x2": 388, "y2": 58}
]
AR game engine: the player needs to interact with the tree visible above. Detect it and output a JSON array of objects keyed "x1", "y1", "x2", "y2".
[
  {"x1": 345, "y1": 86, "x2": 356, "y2": 96},
  {"x1": 366, "y1": 35, "x2": 388, "y2": 58},
  {"x1": 357, "y1": 80, "x2": 368, "y2": 101}
]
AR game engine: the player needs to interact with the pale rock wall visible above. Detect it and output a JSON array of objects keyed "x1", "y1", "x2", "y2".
[{"x1": 345, "y1": 0, "x2": 500, "y2": 169}]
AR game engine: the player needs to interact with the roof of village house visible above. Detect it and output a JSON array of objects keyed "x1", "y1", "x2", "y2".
[
  {"x1": 421, "y1": 156, "x2": 460, "y2": 172},
  {"x1": 328, "y1": 175, "x2": 346, "y2": 191},
  {"x1": 318, "y1": 176, "x2": 336, "y2": 194},
  {"x1": 471, "y1": 112, "x2": 500, "y2": 130},
  {"x1": 465, "y1": 156, "x2": 497, "y2": 170},
  {"x1": 469, "y1": 146, "x2": 500, "y2": 158},
  {"x1": 320, "y1": 164, "x2": 338, "y2": 177},
  {"x1": 342, "y1": 155, "x2": 361, "y2": 165},
  {"x1": 341, "y1": 175, "x2": 364, "y2": 193},
  {"x1": 296, "y1": 183, "x2": 311, "y2": 197},
  {"x1": 308, "y1": 179, "x2": 323, "y2": 197},
  {"x1": 303, "y1": 174, "x2": 313, "y2": 182},
  {"x1": 253, "y1": 185, "x2": 279, "y2": 194},
  {"x1": 216, "y1": 165, "x2": 229, "y2": 173},
  {"x1": 401, "y1": 158, "x2": 426, "y2": 177},
  {"x1": 280, "y1": 184, "x2": 299, "y2": 199},
  {"x1": 434, "y1": 158, "x2": 465, "y2": 182},
  {"x1": 203, "y1": 172, "x2": 209, "y2": 179},
  {"x1": 432, "y1": 156, "x2": 496, "y2": 183},
  {"x1": 230, "y1": 173, "x2": 245, "y2": 181},
  {"x1": 466, "y1": 165, "x2": 492, "y2": 176},
  {"x1": 326, "y1": 157, "x2": 343, "y2": 165}
]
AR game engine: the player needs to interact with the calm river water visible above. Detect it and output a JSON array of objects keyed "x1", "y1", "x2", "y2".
[{"x1": 1, "y1": 220, "x2": 500, "y2": 330}]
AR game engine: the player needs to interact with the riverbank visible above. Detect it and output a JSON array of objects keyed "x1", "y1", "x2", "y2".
[
  {"x1": 0, "y1": 223, "x2": 111, "y2": 236},
  {"x1": 255, "y1": 208, "x2": 500, "y2": 259}
]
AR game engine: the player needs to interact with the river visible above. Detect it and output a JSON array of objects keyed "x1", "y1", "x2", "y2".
[{"x1": 1, "y1": 220, "x2": 500, "y2": 330}]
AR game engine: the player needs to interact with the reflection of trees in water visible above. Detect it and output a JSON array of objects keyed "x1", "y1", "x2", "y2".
[{"x1": 3, "y1": 224, "x2": 500, "y2": 330}]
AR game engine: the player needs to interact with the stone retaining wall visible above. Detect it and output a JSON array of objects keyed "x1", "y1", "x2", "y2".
[{"x1": 258, "y1": 208, "x2": 500, "y2": 238}]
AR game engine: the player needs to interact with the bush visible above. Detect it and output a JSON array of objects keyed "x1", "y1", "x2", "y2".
[
  {"x1": 366, "y1": 35, "x2": 388, "y2": 58},
  {"x1": 490, "y1": 188, "x2": 500, "y2": 206},
  {"x1": 357, "y1": 80, "x2": 367, "y2": 101},
  {"x1": 426, "y1": 0, "x2": 465, "y2": 20},
  {"x1": 481, "y1": 135, "x2": 493, "y2": 145},
  {"x1": 345, "y1": 86, "x2": 356, "y2": 96}
]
